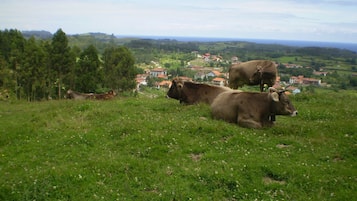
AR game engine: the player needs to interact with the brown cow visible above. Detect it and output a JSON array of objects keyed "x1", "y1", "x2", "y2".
[
  {"x1": 67, "y1": 90, "x2": 116, "y2": 100},
  {"x1": 167, "y1": 78, "x2": 233, "y2": 105},
  {"x1": 92, "y1": 90, "x2": 117, "y2": 100},
  {"x1": 66, "y1": 90, "x2": 93, "y2": 100},
  {"x1": 211, "y1": 87, "x2": 297, "y2": 128},
  {"x1": 229, "y1": 60, "x2": 277, "y2": 92}
]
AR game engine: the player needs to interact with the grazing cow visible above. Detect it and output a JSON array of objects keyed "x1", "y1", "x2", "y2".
[
  {"x1": 229, "y1": 60, "x2": 277, "y2": 92},
  {"x1": 211, "y1": 87, "x2": 297, "y2": 128},
  {"x1": 67, "y1": 90, "x2": 116, "y2": 100},
  {"x1": 167, "y1": 78, "x2": 233, "y2": 105}
]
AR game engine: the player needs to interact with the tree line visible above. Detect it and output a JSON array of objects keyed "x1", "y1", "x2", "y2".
[{"x1": 0, "y1": 29, "x2": 138, "y2": 101}]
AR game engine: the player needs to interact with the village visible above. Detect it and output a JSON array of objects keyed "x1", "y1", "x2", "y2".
[{"x1": 135, "y1": 52, "x2": 327, "y2": 94}]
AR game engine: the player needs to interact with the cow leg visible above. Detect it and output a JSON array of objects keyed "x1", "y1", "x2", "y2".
[
  {"x1": 270, "y1": 114, "x2": 276, "y2": 122},
  {"x1": 260, "y1": 81, "x2": 267, "y2": 92},
  {"x1": 237, "y1": 116, "x2": 262, "y2": 129}
]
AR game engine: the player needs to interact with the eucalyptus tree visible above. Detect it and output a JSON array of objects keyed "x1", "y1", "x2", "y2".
[
  {"x1": 49, "y1": 29, "x2": 75, "y2": 99},
  {"x1": 102, "y1": 46, "x2": 137, "y2": 91},
  {"x1": 0, "y1": 29, "x2": 25, "y2": 99},
  {"x1": 76, "y1": 44, "x2": 102, "y2": 92},
  {"x1": 22, "y1": 37, "x2": 47, "y2": 100}
]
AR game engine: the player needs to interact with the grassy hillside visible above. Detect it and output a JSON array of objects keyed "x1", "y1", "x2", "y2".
[{"x1": 1, "y1": 89, "x2": 356, "y2": 200}]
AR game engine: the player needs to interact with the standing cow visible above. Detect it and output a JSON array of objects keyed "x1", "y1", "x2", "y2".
[
  {"x1": 167, "y1": 78, "x2": 233, "y2": 105},
  {"x1": 229, "y1": 60, "x2": 277, "y2": 92},
  {"x1": 211, "y1": 87, "x2": 297, "y2": 128}
]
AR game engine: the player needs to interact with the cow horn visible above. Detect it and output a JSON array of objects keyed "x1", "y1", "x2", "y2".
[
  {"x1": 278, "y1": 89, "x2": 286, "y2": 94},
  {"x1": 268, "y1": 87, "x2": 277, "y2": 93}
]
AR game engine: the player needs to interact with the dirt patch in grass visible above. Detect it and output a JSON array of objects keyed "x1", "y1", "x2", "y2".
[
  {"x1": 276, "y1": 144, "x2": 291, "y2": 149},
  {"x1": 263, "y1": 176, "x2": 286, "y2": 185},
  {"x1": 190, "y1": 153, "x2": 203, "y2": 162}
]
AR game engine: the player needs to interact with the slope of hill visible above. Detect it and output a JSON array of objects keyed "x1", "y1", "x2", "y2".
[
  {"x1": 1, "y1": 89, "x2": 356, "y2": 200},
  {"x1": 22, "y1": 30, "x2": 53, "y2": 39}
]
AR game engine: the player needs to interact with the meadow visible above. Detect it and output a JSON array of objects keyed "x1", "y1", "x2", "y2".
[{"x1": 0, "y1": 88, "x2": 356, "y2": 200}]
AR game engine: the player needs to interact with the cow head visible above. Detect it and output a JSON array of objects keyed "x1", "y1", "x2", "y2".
[
  {"x1": 249, "y1": 66, "x2": 263, "y2": 84},
  {"x1": 167, "y1": 78, "x2": 184, "y2": 100},
  {"x1": 107, "y1": 90, "x2": 117, "y2": 96},
  {"x1": 66, "y1": 89, "x2": 74, "y2": 99},
  {"x1": 269, "y1": 87, "x2": 298, "y2": 116}
]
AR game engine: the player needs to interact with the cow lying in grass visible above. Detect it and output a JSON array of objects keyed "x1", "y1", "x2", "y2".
[
  {"x1": 167, "y1": 78, "x2": 233, "y2": 105},
  {"x1": 67, "y1": 90, "x2": 116, "y2": 100},
  {"x1": 211, "y1": 87, "x2": 297, "y2": 128}
]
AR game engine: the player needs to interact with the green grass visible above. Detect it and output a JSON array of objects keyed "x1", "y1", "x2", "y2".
[{"x1": 1, "y1": 88, "x2": 356, "y2": 200}]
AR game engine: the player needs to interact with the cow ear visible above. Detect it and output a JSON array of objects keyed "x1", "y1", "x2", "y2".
[
  {"x1": 268, "y1": 87, "x2": 279, "y2": 102},
  {"x1": 271, "y1": 92, "x2": 279, "y2": 102}
]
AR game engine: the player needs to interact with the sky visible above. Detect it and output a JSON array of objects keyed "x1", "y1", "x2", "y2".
[{"x1": 1, "y1": 0, "x2": 357, "y2": 43}]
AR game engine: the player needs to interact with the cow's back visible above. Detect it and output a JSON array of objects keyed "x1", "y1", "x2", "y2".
[
  {"x1": 179, "y1": 82, "x2": 232, "y2": 105},
  {"x1": 196, "y1": 84, "x2": 232, "y2": 105},
  {"x1": 211, "y1": 91, "x2": 242, "y2": 123}
]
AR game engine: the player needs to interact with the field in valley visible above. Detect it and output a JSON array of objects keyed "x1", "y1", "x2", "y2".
[{"x1": 0, "y1": 88, "x2": 356, "y2": 200}]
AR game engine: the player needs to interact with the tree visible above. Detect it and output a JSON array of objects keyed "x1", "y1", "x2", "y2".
[
  {"x1": 0, "y1": 29, "x2": 26, "y2": 99},
  {"x1": 103, "y1": 46, "x2": 137, "y2": 91},
  {"x1": 21, "y1": 37, "x2": 47, "y2": 101},
  {"x1": 76, "y1": 45, "x2": 102, "y2": 92},
  {"x1": 49, "y1": 29, "x2": 74, "y2": 99},
  {"x1": 67, "y1": 45, "x2": 81, "y2": 90}
]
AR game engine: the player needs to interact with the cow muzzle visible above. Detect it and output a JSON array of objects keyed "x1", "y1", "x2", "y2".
[{"x1": 291, "y1": 110, "x2": 298, "y2": 116}]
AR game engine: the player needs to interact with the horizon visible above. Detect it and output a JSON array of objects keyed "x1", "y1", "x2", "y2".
[
  {"x1": 1, "y1": 0, "x2": 357, "y2": 44},
  {"x1": 18, "y1": 29, "x2": 357, "y2": 52},
  {"x1": 20, "y1": 29, "x2": 357, "y2": 45},
  {"x1": 115, "y1": 34, "x2": 357, "y2": 45}
]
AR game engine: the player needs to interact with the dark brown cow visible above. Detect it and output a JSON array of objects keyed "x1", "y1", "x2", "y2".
[
  {"x1": 92, "y1": 90, "x2": 116, "y2": 100},
  {"x1": 211, "y1": 87, "x2": 297, "y2": 128},
  {"x1": 67, "y1": 90, "x2": 116, "y2": 100},
  {"x1": 229, "y1": 60, "x2": 277, "y2": 92},
  {"x1": 167, "y1": 78, "x2": 233, "y2": 105}
]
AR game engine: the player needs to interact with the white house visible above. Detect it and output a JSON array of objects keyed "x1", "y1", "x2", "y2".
[{"x1": 150, "y1": 68, "x2": 167, "y2": 78}]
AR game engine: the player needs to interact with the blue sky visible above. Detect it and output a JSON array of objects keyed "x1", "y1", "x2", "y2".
[{"x1": 1, "y1": 0, "x2": 357, "y2": 43}]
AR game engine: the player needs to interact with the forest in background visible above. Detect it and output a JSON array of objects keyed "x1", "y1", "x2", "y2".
[
  {"x1": 1, "y1": 29, "x2": 357, "y2": 101},
  {"x1": 0, "y1": 29, "x2": 137, "y2": 101}
]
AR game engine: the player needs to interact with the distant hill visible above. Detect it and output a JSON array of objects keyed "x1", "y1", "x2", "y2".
[
  {"x1": 21, "y1": 30, "x2": 121, "y2": 42},
  {"x1": 18, "y1": 30, "x2": 357, "y2": 57},
  {"x1": 68, "y1": 32, "x2": 132, "y2": 52},
  {"x1": 22, "y1": 30, "x2": 53, "y2": 39},
  {"x1": 72, "y1": 32, "x2": 117, "y2": 41}
]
